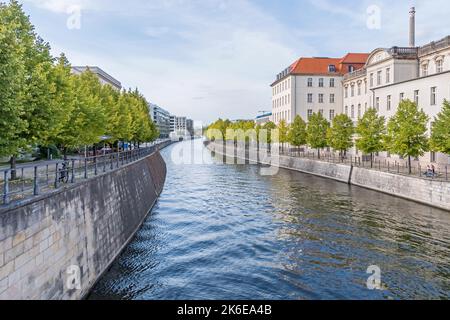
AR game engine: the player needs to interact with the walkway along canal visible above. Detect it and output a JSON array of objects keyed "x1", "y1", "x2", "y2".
[
  {"x1": 0, "y1": 141, "x2": 172, "y2": 300},
  {"x1": 89, "y1": 139, "x2": 450, "y2": 300}
]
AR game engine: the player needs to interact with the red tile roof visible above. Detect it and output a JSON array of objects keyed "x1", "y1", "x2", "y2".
[
  {"x1": 290, "y1": 57, "x2": 342, "y2": 75},
  {"x1": 340, "y1": 53, "x2": 370, "y2": 64},
  {"x1": 272, "y1": 53, "x2": 370, "y2": 86},
  {"x1": 289, "y1": 53, "x2": 369, "y2": 75}
]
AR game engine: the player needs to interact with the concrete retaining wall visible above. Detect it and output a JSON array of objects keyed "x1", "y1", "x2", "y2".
[
  {"x1": 351, "y1": 167, "x2": 450, "y2": 211},
  {"x1": 207, "y1": 142, "x2": 450, "y2": 211},
  {"x1": 0, "y1": 148, "x2": 168, "y2": 300}
]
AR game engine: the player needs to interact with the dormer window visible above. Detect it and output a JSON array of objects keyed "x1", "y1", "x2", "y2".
[
  {"x1": 328, "y1": 65, "x2": 336, "y2": 72},
  {"x1": 348, "y1": 65, "x2": 355, "y2": 73}
]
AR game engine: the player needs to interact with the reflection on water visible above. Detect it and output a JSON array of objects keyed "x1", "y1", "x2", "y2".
[{"x1": 89, "y1": 140, "x2": 450, "y2": 300}]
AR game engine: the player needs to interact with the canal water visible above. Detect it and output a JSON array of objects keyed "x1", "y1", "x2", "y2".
[{"x1": 89, "y1": 139, "x2": 450, "y2": 300}]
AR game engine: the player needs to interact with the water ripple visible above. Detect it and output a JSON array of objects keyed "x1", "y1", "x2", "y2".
[{"x1": 89, "y1": 140, "x2": 450, "y2": 300}]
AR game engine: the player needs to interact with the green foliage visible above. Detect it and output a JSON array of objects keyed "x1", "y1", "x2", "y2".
[
  {"x1": 430, "y1": 100, "x2": 450, "y2": 155},
  {"x1": 0, "y1": 1, "x2": 158, "y2": 158},
  {"x1": 327, "y1": 114, "x2": 354, "y2": 154},
  {"x1": 306, "y1": 113, "x2": 330, "y2": 155},
  {"x1": 277, "y1": 120, "x2": 289, "y2": 146},
  {"x1": 288, "y1": 116, "x2": 307, "y2": 147},
  {"x1": 0, "y1": 1, "x2": 33, "y2": 156},
  {"x1": 386, "y1": 100, "x2": 429, "y2": 166},
  {"x1": 355, "y1": 108, "x2": 386, "y2": 158},
  {"x1": 262, "y1": 121, "x2": 277, "y2": 145}
]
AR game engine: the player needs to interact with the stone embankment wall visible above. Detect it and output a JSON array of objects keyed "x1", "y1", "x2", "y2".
[
  {"x1": 0, "y1": 142, "x2": 171, "y2": 300},
  {"x1": 207, "y1": 142, "x2": 450, "y2": 211}
]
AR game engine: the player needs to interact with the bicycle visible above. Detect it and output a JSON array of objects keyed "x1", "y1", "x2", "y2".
[{"x1": 58, "y1": 162, "x2": 69, "y2": 184}]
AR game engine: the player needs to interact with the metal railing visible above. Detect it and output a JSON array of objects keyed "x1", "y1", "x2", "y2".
[
  {"x1": 0, "y1": 142, "x2": 168, "y2": 206},
  {"x1": 277, "y1": 148, "x2": 449, "y2": 182},
  {"x1": 207, "y1": 142, "x2": 449, "y2": 182}
]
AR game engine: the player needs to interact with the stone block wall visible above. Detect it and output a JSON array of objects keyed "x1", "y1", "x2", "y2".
[{"x1": 0, "y1": 150, "x2": 167, "y2": 300}]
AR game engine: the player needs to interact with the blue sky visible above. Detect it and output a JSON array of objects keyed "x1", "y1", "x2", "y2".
[{"x1": 21, "y1": 0, "x2": 450, "y2": 124}]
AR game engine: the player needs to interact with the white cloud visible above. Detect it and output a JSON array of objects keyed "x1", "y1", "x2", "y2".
[
  {"x1": 22, "y1": 0, "x2": 450, "y2": 123},
  {"x1": 22, "y1": 0, "x2": 92, "y2": 13}
]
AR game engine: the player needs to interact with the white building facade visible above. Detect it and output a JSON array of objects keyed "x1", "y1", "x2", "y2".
[
  {"x1": 271, "y1": 55, "x2": 368, "y2": 124},
  {"x1": 343, "y1": 37, "x2": 450, "y2": 166},
  {"x1": 272, "y1": 7, "x2": 450, "y2": 167}
]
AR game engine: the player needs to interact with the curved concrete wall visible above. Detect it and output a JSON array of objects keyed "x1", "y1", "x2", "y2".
[{"x1": 0, "y1": 150, "x2": 167, "y2": 300}]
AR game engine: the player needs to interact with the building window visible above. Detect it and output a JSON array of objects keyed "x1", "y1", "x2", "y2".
[
  {"x1": 387, "y1": 95, "x2": 391, "y2": 111},
  {"x1": 319, "y1": 109, "x2": 324, "y2": 116},
  {"x1": 345, "y1": 86, "x2": 348, "y2": 98},
  {"x1": 400, "y1": 92, "x2": 405, "y2": 101},
  {"x1": 357, "y1": 83, "x2": 361, "y2": 96},
  {"x1": 376, "y1": 97, "x2": 380, "y2": 111},
  {"x1": 358, "y1": 104, "x2": 362, "y2": 118},
  {"x1": 377, "y1": 71, "x2": 382, "y2": 85},
  {"x1": 330, "y1": 94, "x2": 335, "y2": 103},
  {"x1": 422, "y1": 64, "x2": 428, "y2": 76},
  {"x1": 365, "y1": 102, "x2": 368, "y2": 112},
  {"x1": 319, "y1": 94, "x2": 324, "y2": 103},
  {"x1": 351, "y1": 105, "x2": 355, "y2": 119},
  {"x1": 345, "y1": 106, "x2": 348, "y2": 115},
  {"x1": 370, "y1": 73, "x2": 374, "y2": 87},
  {"x1": 329, "y1": 65, "x2": 336, "y2": 73},
  {"x1": 330, "y1": 78, "x2": 335, "y2": 87},
  {"x1": 329, "y1": 109, "x2": 335, "y2": 120},
  {"x1": 319, "y1": 78, "x2": 324, "y2": 87},
  {"x1": 307, "y1": 109, "x2": 313, "y2": 120},
  {"x1": 414, "y1": 90, "x2": 419, "y2": 105},
  {"x1": 436, "y1": 59, "x2": 443, "y2": 73},
  {"x1": 351, "y1": 85, "x2": 355, "y2": 97},
  {"x1": 348, "y1": 65, "x2": 355, "y2": 73},
  {"x1": 307, "y1": 78, "x2": 313, "y2": 87},
  {"x1": 307, "y1": 93, "x2": 313, "y2": 103},
  {"x1": 364, "y1": 80, "x2": 367, "y2": 94},
  {"x1": 386, "y1": 68, "x2": 391, "y2": 83},
  {"x1": 431, "y1": 87, "x2": 437, "y2": 105}
]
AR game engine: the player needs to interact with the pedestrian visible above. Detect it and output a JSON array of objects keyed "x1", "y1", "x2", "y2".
[{"x1": 426, "y1": 165, "x2": 432, "y2": 177}]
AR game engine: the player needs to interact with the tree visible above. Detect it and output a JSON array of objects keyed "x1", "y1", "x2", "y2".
[
  {"x1": 255, "y1": 124, "x2": 262, "y2": 150},
  {"x1": 262, "y1": 121, "x2": 277, "y2": 149},
  {"x1": 0, "y1": 0, "x2": 60, "y2": 177},
  {"x1": 0, "y1": 1, "x2": 27, "y2": 159},
  {"x1": 288, "y1": 115, "x2": 307, "y2": 154},
  {"x1": 327, "y1": 114, "x2": 354, "y2": 161},
  {"x1": 355, "y1": 108, "x2": 386, "y2": 168},
  {"x1": 278, "y1": 120, "x2": 289, "y2": 152},
  {"x1": 386, "y1": 100, "x2": 429, "y2": 173},
  {"x1": 306, "y1": 112, "x2": 330, "y2": 159},
  {"x1": 54, "y1": 69, "x2": 106, "y2": 156},
  {"x1": 430, "y1": 100, "x2": 450, "y2": 156}
]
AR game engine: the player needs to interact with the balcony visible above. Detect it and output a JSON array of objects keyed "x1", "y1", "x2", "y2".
[
  {"x1": 419, "y1": 36, "x2": 450, "y2": 57},
  {"x1": 388, "y1": 46, "x2": 418, "y2": 59},
  {"x1": 343, "y1": 68, "x2": 367, "y2": 81}
]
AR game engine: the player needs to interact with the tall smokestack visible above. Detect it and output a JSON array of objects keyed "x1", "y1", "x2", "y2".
[{"x1": 409, "y1": 7, "x2": 416, "y2": 47}]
